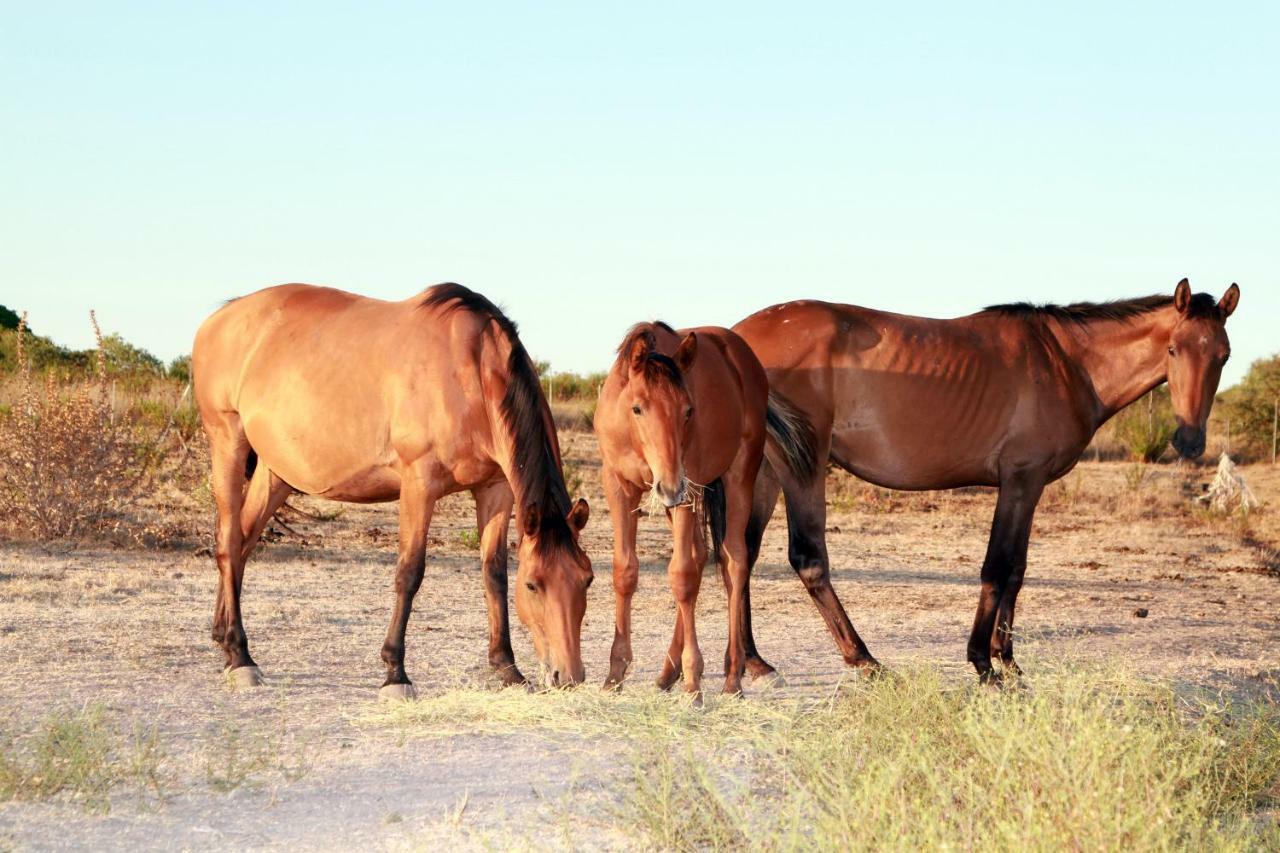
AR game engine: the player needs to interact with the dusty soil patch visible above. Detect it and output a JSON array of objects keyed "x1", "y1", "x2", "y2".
[{"x1": 1, "y1": 435, "x2": 1278, "y2": 850}]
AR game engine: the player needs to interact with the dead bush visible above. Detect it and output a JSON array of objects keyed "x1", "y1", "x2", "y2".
[{"x1": 0, "y1": 312, "x2": 155, "y2": 540}]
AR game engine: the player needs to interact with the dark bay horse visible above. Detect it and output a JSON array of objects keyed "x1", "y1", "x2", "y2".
[
  {"x1": 192, "y1": 283, "x2": 592, "y2": 699},
  {"x1": 594, "y1": 323, "x2": 799, "y2": 698},
  {"x1": 733, "y1": 279, "x2": 1240, "y2": 681}
]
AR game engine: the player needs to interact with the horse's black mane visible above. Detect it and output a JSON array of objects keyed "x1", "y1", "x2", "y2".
[
  {"x1": 982, "y1": 293, "x2": 1221, "y2": 323},
  {"x1": 616, "y1": 322, "x2": 685, "y2": 386},
  {"x1": 420, "y1": 284, "x2": 573, "y2": 549}
]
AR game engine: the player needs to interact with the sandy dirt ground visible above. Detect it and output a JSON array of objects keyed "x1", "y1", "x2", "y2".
[{"x1": 2, "y1": 431, "x2": 1278, "y2": 850}]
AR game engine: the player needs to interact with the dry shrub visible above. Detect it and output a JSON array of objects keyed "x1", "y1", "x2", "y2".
[
  {"x1": 551, "y1": 398, "x2": 596, "y2": 433},
  {"x1": 1114, "y1": 389, "x2": 1178, "y2": 462},
  {"x1": 0, "y1": 312, "x2": 153, "y2": 540}
]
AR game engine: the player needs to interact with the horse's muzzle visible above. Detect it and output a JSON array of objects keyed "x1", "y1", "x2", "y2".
[
  {"x1": 656, "y1": 478, "x2": 688, "y2": 508},
  {"x1": 546, "y1": 665, "x2": 585, "y2": 689},
  {"x1": 1171, "y1": 425, "x2": 1206, "y2": 460}
]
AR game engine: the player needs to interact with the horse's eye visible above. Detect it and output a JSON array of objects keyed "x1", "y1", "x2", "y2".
[
  {"x1": 1167, "y1": 346, "x2": 1176, "y2": 356},
  {"x1": 632, "y1": 405, "x2": 642, "y2": 415},
  {"x1": 525, "y1": 581, "x2": 537, "y2": 592},
  {"x1": 584, "y1": 575, "x2": 594, "y2": 589},
  {"x1": 1223, "y1": 352, "x2": 1231, "y2": 363},
  {"x1": 685, "y1": 407, "x2": 694, "y2": 419}
]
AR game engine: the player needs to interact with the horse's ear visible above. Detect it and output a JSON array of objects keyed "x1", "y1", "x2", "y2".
[
  {"x1": 673, "y1": 332, "x2": 697, "y2": 373},
  {"x1": 567, "y1": 498, "x2": 589, "y2": 533},
  {"x1": 523, "y1": 501, "x2": 541, "y2": 538},
  {"x1": 1174, "y1": 278, "x2": 1192, "y2": 315},
  {"x1": 628, "y1": 331, "x2": 654, "y2": 375},
  {"x1": 1218, "y1": 283, "x2": 1240, "y2": 319}
]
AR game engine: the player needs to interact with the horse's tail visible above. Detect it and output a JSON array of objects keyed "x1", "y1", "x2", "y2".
[
  {"x1": 703, "y1": 477, "x2": 727, "y2": 568},
  {"x1": 765, "y1": 390, "x2": 820, "y2": 486}
]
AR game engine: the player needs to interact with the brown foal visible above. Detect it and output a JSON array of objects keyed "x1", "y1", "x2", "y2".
[
  {"x1": 193, "y1": 283, "x2": 592, "y2": 698},
  {"x1": 595, "y1": 323, "x2": 799, "y2": 698},
  {"x1": 734, "y1": 279, "x2": 1240, "y2": 682}
]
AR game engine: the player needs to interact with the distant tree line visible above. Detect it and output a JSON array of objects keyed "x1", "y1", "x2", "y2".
[
  {"x1": 0, "y1": 304, "x2": 190, "y2": 381},
  {"x1": 4, "y1": 303, "x2": 1276, "y2": 462}
]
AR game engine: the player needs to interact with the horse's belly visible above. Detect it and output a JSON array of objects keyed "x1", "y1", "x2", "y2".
[
  {"x1": 830, "y1": 426, "x2": 997, "y2": 489},
  {"x1": 242, "y1": 413, "x2": 400, "y2": 500}
]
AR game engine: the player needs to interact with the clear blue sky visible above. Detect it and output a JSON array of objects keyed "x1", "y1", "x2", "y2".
[{"x1": 3, "y1": 2, "x2": 1275, "y2": 386}]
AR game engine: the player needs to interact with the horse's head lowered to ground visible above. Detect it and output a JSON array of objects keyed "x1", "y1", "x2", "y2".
[{"x1": 514, "y1": 497, "x2": 592, "y2": 688}]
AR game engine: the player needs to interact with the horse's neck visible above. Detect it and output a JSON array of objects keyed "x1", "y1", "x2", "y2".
[
  {"x1": 477, "y1": 329, "x2": 569, "y2": 527},
  {"x1": 1053, "y1": 308, "x2": 1177, "y2": 426},
  {"x1": 488, "y1": 398, "x2": 568, "y2": 526}
]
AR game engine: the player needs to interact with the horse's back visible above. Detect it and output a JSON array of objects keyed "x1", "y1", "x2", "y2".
[
  {"x1": 735, "y1": 299, "x2": 1072, "y2": 488},
  {"x1": 193, "y1": 284, "x2": 487, "y2": 499}
]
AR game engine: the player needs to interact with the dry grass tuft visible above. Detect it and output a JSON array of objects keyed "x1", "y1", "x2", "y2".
[
  {"x1": 200, "y1": 692, "x2": 314, "y2": 794},
  {"x1": 0, "y1": 704, "x2": 165, "y2": 814},
  {"x1": 363, "y1": 659, "x2": 1280, "y2": 850},
  {"x1": 624, "y1": 661, "x2": 1280, "y2": 851}
]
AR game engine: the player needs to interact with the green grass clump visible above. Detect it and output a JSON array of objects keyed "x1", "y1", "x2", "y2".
[{"x1": 0, "y1": 705, "x2": 165, "y2": 813}]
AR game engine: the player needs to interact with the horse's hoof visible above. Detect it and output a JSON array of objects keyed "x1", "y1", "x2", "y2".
[
  {"x1": 603, "y1": 678, "x2": 624, "y2": 692},
  {"x1": 689, "y1": 691, "x2": 704, "y2": 709},
  {"x1": 856, "y1": 660, "x2": 892, "y2": 681},
  {"x1": 225, "y1": 665, "x2": 264, "y2": 689},
  {"x1": 752, "y1": 669, "x2": 786, "y2": 689},
  {"x1": 379, "y1": 682, "x2": 418, "y2": 703},
  {"x1": 656, "y1": 670, "x2": 682, "y2": 692},
  {"x1": 494, "y1": 665, "x2": 527, "y2": 688},
  {"x1": 721, "y1": 684, "x2": 745, "y2": 698},
  {"x1": 977, "y1": 669, "x2": 1003, "y2": 689}
]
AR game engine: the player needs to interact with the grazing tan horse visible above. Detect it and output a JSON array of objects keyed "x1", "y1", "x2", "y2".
[
  {"x1": 734, "y1": 279, "x2": 1240, "y2": 682},
  {"x1": 192, "y1": 283, "x2": 592, "y2": 699},
  {"x1": 595, "y1": 323, "x2": 802, "y2": 698}
]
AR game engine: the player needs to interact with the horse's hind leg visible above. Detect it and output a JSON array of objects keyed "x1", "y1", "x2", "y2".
[
  {"x1": 967, "y1": 472, "x2": 1043, "y2": 683},
  {"x1": 720, "y1": 460, "x2": 760, "y2": 696},
  {"x1": 782, "y1": 471, "x2": 879, "y2": 670},
  {"x1": 734, "y1": 460, "x2": 782, "y2": 681},
  {"x1": 379, "y1": 466, "x2": 435, "y2": 701},
  {"x1": 473, "y1": 481, "x2": 525, "y2": 687},
  {"x1": 213, "y1": 464, "x2": 292, "y2": 650},
  {"x1": 206, "y1": 420, "x2": 261, "y2": 684},
  {"x1": 239, "y1": 466, "x2": 293, "y2": 563}
]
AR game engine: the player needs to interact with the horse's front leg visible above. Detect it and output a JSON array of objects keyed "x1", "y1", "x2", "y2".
[
  {"x1": 603, "y1": 468, "x2": 643, "y2": 689},
  {"x1": 667, "y1": 506, "x2": 704, "y2": 703},
  {"x1": 474, "y1": 480, "x2": 525, "y2": 687},
  {"x1": 967, "y1": 471, "x2": 1043, "y2": 684},
  {"x1": 379, "y1": 469, "x2": 435, "y2": 701}
]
